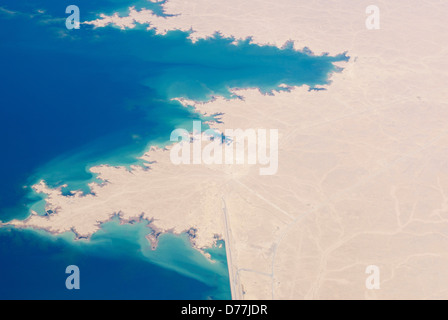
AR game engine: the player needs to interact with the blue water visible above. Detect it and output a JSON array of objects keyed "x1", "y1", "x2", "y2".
[
  {"x1": 0, "y1": 0, "x2": 348, "y2": 299},
  {"x1": 0, "y1": 218, "x2": 230, "y2": 299}
]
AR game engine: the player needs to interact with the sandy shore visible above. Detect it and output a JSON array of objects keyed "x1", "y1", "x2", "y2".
[{"x1": 9, "y1": 0, "x2": 448, "y2": 299}]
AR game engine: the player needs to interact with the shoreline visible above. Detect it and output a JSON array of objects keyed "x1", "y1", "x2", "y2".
[{"x1": 3, "y1": 0, "x2": 448, "y2": 299}]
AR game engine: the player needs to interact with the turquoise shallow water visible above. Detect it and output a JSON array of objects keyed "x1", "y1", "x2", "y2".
[{"x1": 0, "y1": 0, "x2": 348, "y2": 299}]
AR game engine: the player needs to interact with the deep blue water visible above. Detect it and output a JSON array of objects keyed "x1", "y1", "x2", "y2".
[{"x1": 0, "y1": 0, "x2": 348, "y2": 299}]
